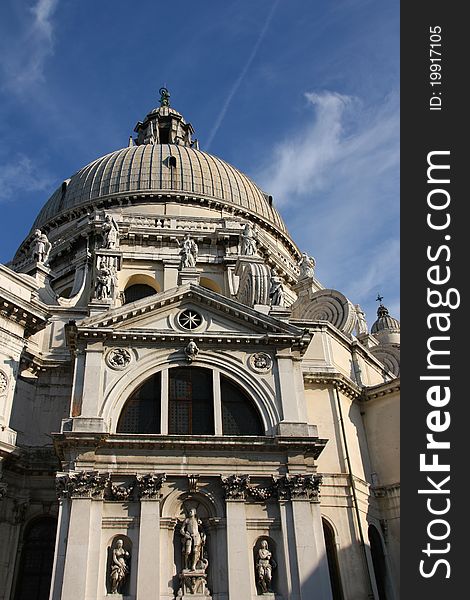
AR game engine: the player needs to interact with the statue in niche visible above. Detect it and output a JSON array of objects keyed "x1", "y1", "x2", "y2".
[
  {"x1": 298, "y1": 252, "x2": 316, "y2": 280},
  {"x1": 101, "y1": 215, "x2": 120, "y2": 249},
  {"x1": 256, "y1": 540, "x2": 277, "y2": 594},
  {"x1": 95, "y1": 265, "x2": 113, "y2": 300},
  {"x1": 109, "y1": 539, "x2": 130, "y2": 594},
  {"x1": 180, "y1": 508, "x2": 207, "y2": 572},
  {"x1": 31, "y1": 229, "x2": 51, "y2": 264},
  {"x1": 240, "y1": 222, "x2": 258, "y2": 256},
  {"x1": 269, "y1": 270, "x2": 285, "y2": 307},
  {"x1": 179, "y1": 234, "x2": 198, "y2": 269}
]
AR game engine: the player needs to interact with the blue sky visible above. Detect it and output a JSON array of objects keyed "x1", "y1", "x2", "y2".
[{"x1": 0, "y1": 0, "x2": 399, "y2": 326}]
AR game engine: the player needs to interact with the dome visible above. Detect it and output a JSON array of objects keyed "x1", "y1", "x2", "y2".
[
  {"x1": 371, "y1": 304, "x2": 400, "y2": 334},
  {"x1": 31, "y1": 144, "x2": 287, "y2": 234}
]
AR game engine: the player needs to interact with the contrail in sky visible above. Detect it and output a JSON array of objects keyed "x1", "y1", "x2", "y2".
[{"x1": 205, "y1": 0, "x2": 281, "y2": 151}]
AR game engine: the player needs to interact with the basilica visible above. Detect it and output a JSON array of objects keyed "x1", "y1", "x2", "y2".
[{"x1": 0, "y1": 91, "x2": 400, "y2": 600}]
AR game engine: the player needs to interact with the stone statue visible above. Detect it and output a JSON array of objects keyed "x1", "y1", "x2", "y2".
[
  {"x1": 159, "y1": 86, "x2": 171, "y2": 107},
  {"x1": 179, "y1": 234, "x2": 198, "y2": 269},
  {"x1": 269, "y1": 270, "x2": 285, "y2": 307},
  {"x1": 256, "y1": 540, "x2": 276, "y2": 594},
  {"x1": 355, "y1": 304, "x2": 368, "y2": 335},
  {"x1": 298, "y1": 252, "x2": 316, "y2": 280},
  {"x1": 185, "y1": 340, "x2": 199, "y2": 362},
  {"x1": 95, "y1": 266, "x2": 113, "y2": 300},
  {"x1": 32, "y1": 229, "x2": 51, "y2": 264},
  {"x1": 180, "y1": 508, "x2": 207, "y2": 572},
  {"x1": 109, "y1": 539, "x2": 130, "y2": 594},
  {"x1": 101, "y1": 215, "x2": 120, "y2": 249},
  {"x1": 240, "y1": 223, "x2": 258, "y2": 256}
]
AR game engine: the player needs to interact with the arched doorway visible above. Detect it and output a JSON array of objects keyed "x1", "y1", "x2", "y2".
[
  {"x1": 14, "y1": 516, "x2": 57, "y2": 600},
  {"x1": 322, "y1": 518, "x2": 344, "y2": 600},
  {"x1": 368, "y1": 524, "x2": 387, "y2": 600}
]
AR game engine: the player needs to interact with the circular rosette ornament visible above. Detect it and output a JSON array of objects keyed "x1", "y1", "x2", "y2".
[
  {"x1": 106, "y1": 348, "x2": 132, "y2": 370},
  {"x1": 249, "y1": 352, "x2": 272, "y2": 373}
]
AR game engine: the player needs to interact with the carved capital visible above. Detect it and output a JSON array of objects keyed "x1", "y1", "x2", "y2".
[
  {"x1": 136, "y1": 473, "x2": 166, "y2": 499},
  {"x1": 56, "y1": 471, "x2": 110, "y2": 499},
  {"x1": 221, "y1": 474, "x2": 250, "y2": 500},
  {"x1": 274, "y1": 474, "x2": 322, "y2": 502}
]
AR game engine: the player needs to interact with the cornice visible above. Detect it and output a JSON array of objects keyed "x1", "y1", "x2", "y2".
[{"x1": 52, "y1": 432, "x2": 327, "y2": 460}]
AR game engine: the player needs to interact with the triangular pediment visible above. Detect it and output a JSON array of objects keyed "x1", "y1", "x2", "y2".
[{"x1": 77, "y1": 284, "x2": 307, "y2": 344}]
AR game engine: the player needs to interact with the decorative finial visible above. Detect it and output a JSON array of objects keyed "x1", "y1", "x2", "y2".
[
  {"x1": 376, "y1": 293, "x2": 384, "y2": 304},
  {"x1": 159, "y1": 87, "x2": 170, "y2": 107}
]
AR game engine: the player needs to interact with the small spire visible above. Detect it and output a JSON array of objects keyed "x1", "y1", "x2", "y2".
[
  {"x1": 128, "y1": 135, "x2": 134, "y2": 147},
  {"x1": 159, "y1": 87, "x2": 170, "y2": 107},
  {"x1": 375, "y1": 293, "x2": 389, "y2": 318}
]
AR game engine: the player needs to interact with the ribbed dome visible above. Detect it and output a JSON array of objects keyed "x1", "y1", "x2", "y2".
[
  {"x1": 31, "y1": 144, "x2": 287, "y2": 234},
  {"x1": 371, "y1": 304, "x2": 400, "y2": 334}
]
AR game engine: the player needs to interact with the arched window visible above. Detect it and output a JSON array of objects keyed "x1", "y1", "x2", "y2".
[
  {"x1": 221, "y1": 376, "x2": 263, "y2": 435},
  {"x1": 169, "y1": 367, "x2": 214, "y2": 434},
  {"x1": 368, "y1": 525, "x2": 387, "y2": 600},
  {"x1": 14, "y1": 516, "x2": 57, "y2": 600},
  {"x1": 117, "y1": 372, "x2": 161, "y2": 433},
  {"x1": 322, "y1": 518, "x2": 344, "y2": 600},
  {"x1": 116, "y1": 368, "x2": 265, "y2": 436},
  {"x1": 124, "y1": 283, "x2": 157, "y2": 304}
]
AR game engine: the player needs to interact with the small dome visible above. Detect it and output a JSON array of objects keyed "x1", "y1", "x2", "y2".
[{"x1": 371, "y1": 304, "x2": 400, "y2": 349}]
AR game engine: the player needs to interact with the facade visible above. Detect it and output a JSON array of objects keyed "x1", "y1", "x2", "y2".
[{"x1": 0, "y1": 93, "x2": 400, "y2": 600}]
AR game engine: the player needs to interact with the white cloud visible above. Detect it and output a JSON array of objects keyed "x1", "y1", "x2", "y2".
[
  {"x1": 0, "y1": 154, "x2": 54, "y2": 202},
  {"x1": 254, "y1": 89, "x2": 400, "y2": 323},
  {"x1": 0, "y1": 0, "x2": 59, "y2": 92}
]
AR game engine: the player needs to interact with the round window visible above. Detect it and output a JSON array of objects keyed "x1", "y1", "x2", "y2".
[{"x1": 178, "y1": 309, "x2": 203, "y2": 330}]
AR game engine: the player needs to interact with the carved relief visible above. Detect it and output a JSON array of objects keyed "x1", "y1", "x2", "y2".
[
  {"x1": 274, "y1": 474, "x2": 322, "y2": 502},
  {"x1": 0, "y1": 370, "x2": 8, "y2": 395},
  {"x1": 107, "y1": 482, "x2": 135, "y2": 502},
  {"x1": 221, "y1": 474, "x2": 250, "y2": 500},
  {"x1": 136, "y1": 473, "x2": 166, "y2": 499},
  {"x1": 184, "y1": 340, "x2": 199, "y2": 362},
  {"x1": 248, "y1": 352, "x2": 272, "y2": 373},
  {"x1": 56, "y1": 471, "x2": 110, "y2": 499},
  {"x1": 106, "y1": 348, "x2": 132, "y2": 370}
]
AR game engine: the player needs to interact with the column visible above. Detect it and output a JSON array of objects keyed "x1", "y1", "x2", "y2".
[
  {"x1": 280, "y1": 474, "x2": 333, "y2": 600},
  {"x1": 137, "y1": 500, "x2": 161, "y2": 599},
  {"x1": 160, "y1": 367, "x2": 169, "y2": 434},
  {"x1": 221, "y1": 475, "x2": 253, "y2": 599},
  {"x1": 213, "y1": 370, "x2": 223, "y2": 435},
  {"x1": 291, "y1": 500, "x2": 332, "y2": 600},
  {"x1": 136, "y1": 473, "x2": 166, "y2": 599},
  {"x1": 49, "y1": 499, "x2": 70, "y2": 600},
  {"x1": 276, "y1": 351, "x2": 309, "y2": 436},
  {"x1": 57, "y1": 472, "x2": 108, "y2": 600}
]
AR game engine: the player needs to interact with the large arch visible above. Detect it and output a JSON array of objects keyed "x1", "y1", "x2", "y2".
[{"x1": 102, "y1": 349, "x2": 280, "y2": 435}]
